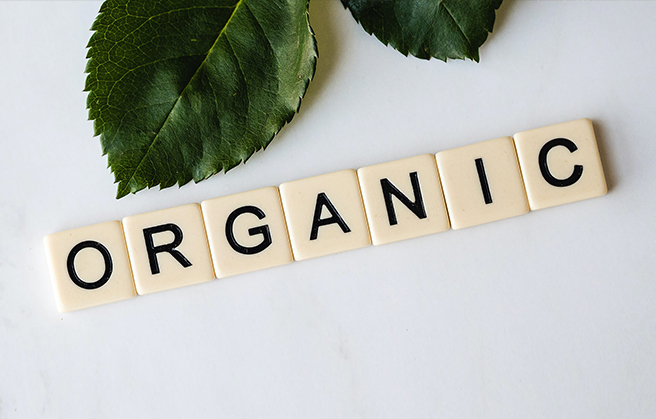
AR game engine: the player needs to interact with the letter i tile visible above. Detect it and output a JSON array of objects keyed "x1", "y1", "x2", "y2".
[
  {"x1": 201, "y1": 187, "x2": 293, "y2": 278},
  {"x1": 44, "y1": 221, "x2": 136, "y2": 313},
  {"x1": 436, "y1": 137, "x2": 529, "y2": 230},
  {"x1": 280, "y1": 169, "x2": 371, "y2": 261},
  {"x1": 358, "y1": 154, "x2": 450, "y2": 245},
  {"x1": 513, "y1": 118, "x2": 607, "y2": 210},
  {"x1": 122, "y1": 203, "x2": 215, "y2": 295}
]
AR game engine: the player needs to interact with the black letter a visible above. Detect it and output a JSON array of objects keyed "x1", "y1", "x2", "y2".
[{"x1": 310, "y1": 193, "x2": 351, "y2": 240}]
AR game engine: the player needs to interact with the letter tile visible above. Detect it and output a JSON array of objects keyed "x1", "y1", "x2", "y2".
[
  {"x1": 201, "y1": 186, "x2": 293, "y2": 278},
  {"x1": 44, "y1": 221, "x2": 136, "y2": 313},
  {"x1": 436, "y1": 137, "x2": 529, "y2": 230},
  {"x1": 279, "y1": 169, "x2": 371, "y2": 261},
  {"x1": 513, "y1": 118, "x2": 607, "y2": 210},
  {"x1": 358, "y1": 154, "x2": 450, "y2": 245},
  {"x1": 122, "y1": 203, "x2": 215, "y2": 295}
]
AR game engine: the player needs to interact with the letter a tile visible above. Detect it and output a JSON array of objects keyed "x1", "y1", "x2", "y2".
[
  {"x1": 436, "y1": 137, "x2": 529, "y2": 230},
  {"x1": 280, "y1": 169, "x2": 371, "y2": 261},
  {"x1": 513, "y1": 118, "x2": 607, "y2": 210},
  {"x1": 122, "y1": 204, "x2": 215, "y2": 295},
  {"x1": 201, "y1": 187, "x2": 293, "y2": 278},
  {"x1": 358, "y1": 154, "x2": 450, "y2": 245},
  {"x1": 44, "y1": 221, "x2": 136, "y2": 313}
]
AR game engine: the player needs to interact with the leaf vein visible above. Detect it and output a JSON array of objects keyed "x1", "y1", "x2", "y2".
[
  {"x1": 243, "y1": 2, "x2": 277, "y2": 66},
  {"x1": 440, "y1": 1, "x2": 471, "y2": 47},
  {"x1": 111, "y1": 4, "x2": 239, "y2": 47},
  {"x1": 224, "y1": 33, "x2": 252, "y2": 151},
  {"x1": 118, "y1": 0, "x2": 246, "y2": 194}
]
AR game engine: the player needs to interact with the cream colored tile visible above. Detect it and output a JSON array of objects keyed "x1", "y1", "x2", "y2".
[
  {"x1": 123, "y1": 203, "x2": 215, "y2": 295},
  {"x1": 44, "y1": 221, "x2": 136, "y2": 313},
  {"x1": 358, "y1": 154, "x2": 450, "y2": 245},
  {"x1": 201, "y1": 186, "x2": 293, "y2": 278},
  {"x1": 514, "y1": 118, "x2": 607, "y2": 210},
  {"x1": 280, "y1": 169, "x2": 371, "y2": 261},
  {"x1": 436, "y1": 136, "x2": 529, "y2": 230}
]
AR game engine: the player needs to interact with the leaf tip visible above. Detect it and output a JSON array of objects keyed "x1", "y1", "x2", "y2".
[
  {"x1": 115, "y1": 180, "x2": 140, "y2": 200},
  {"x1": 115, "y1": 189, "x2": 129, "y2": 200}
]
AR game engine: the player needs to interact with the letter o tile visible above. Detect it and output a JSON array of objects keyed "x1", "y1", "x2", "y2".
[{"x1": 44, "y1": 221, "x2": 136, "y2": 313}]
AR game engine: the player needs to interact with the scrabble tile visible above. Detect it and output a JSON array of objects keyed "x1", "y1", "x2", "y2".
[
  {"x1": 201, "y1": 186, "x2": 293, "y2": 278},
  {"x1": 358, "y1": 154, "x2": 450, "y2": 245},
  {"x1": 122, "y1": 203, "x2": 215, "y2": 295},
  {"x1": 513, "y1": 118, "x2": 607, "y2": 210},
  {"x1": 436, "y1": 136, "x2": 529, "y2": 230},
  {"x1": 44, "y1": 221, "x2": 136, "y2": 313},
  {"x1": 280, "y1": 169, "x2": 371, "y2": 261}
]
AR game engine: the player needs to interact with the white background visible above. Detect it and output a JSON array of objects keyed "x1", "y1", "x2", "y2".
[{"x1": 1, "y1": 1, "x2": 655, "y2": 418}]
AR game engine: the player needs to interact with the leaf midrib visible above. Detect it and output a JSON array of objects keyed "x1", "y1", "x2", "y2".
[
  {"x1": 118, "y1": 0, "x2": 245, "y2": 196},
  {"x1": 440, "y1": 0, "x2": 472, "y2": 48}
]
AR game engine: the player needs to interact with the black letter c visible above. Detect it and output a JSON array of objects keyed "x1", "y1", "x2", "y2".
[{"x1": 539, "y1": 138, "x2": 584, "y2": 187}]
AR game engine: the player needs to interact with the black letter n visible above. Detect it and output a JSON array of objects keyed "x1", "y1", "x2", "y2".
[{"x1": 380, "y1": 172, "x2": 427, "y2": 226}]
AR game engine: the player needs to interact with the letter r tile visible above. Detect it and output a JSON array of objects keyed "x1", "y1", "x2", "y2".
[
  {"x1": 513, "y1": 118, "x2": 607, "y2": 210},
  {"x1": 201, "y1": 187, "x2": 293, "y2": 278},
  {"x1": 280, "y1": 169, "x2": 371, "y2": 261},
  {"x1": 122, "y1": 203, "x2": 215, "y2": 295},
  {"x1": 44, "y1": 221, "x2": 136, "y2": 313},
  {"x1": 358, "y1": 154, "x2": 450, "y2": 245}
]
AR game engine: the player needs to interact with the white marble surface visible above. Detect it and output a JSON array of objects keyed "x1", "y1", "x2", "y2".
[{"x1": 1, "y1": 1, "x2": 655, "y2": 417}]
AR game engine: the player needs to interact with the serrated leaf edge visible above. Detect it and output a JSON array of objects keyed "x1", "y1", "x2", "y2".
[
  {"x1": 343, "y1": 0, "x2": 501, "y2": 62},
  {"x1": 84, "y1": 0, "x2": 317, "y2": 199}
]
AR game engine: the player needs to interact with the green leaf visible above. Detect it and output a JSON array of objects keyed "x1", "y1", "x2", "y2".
[
  {"x1": 85, "y1": 0, "x2": 317, "y2": 198},
  {"x1": 342, "y1": 0, "x2": 502, "y2": 61}
]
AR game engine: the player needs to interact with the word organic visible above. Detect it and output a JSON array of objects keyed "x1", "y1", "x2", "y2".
[{"x1": 45, "y1": 119, "x2": 607, "y2": 312}]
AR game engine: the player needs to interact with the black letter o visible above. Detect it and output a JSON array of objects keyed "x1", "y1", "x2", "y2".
[{"x1": 66, "y1": 241, "x2": 113, "y2": 290}]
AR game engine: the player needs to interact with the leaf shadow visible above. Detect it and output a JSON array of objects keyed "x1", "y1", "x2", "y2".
[
  {"x1": 491, "y1": 0, "x2": 517, "y2": 38},
  {"x1": 297, "y1": 0, "x2": 344, "y2": 114},
  {"x1": 478, "y1": 0, "x2": 517, "y2": 59}
]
